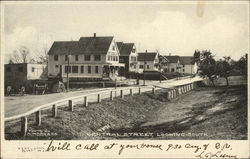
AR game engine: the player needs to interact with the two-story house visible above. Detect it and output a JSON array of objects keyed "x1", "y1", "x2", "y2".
[
  {"x1": 164, "y1": 55, "x2": 197, "y2": 74},
  {"x1": 48, "y1": 33, "x2": 125, "y2": 82},
  {"x1": 137, "y1": 51, "x2": 159, "y2": 73},
  {"x1": 164, "y1": 55, "x2": 181, "y2": 73},
  {"x1": 179, "y1": 56, "x2": 198, "y2": 74},
  {"x1": 116, "y1": 42, "x2": 138, "y2": 77}
]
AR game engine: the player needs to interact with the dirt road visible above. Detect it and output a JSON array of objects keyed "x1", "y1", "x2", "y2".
[{"x1": 4, "y1": 76, "x2": 202, "y2": 118}]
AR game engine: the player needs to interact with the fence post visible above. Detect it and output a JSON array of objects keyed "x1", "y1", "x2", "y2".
[
  {"x1": 130, "y1": 88, "x2": 133, "y2": 96},
  {"x1": 168, "y1": 91, "x2": 171, "y2": 100},
  {"x1": 69, "y1": 100, "x2": 73, "y2": 111},
  {"x1": 97, "y1": 94, "x2": 101, "y2": 103},
  {"x1": 166, "y1": 91, "x2": 169, "y2": 101},
  {"x1": 35, "y1": 110, "x2": 41, "y2": 126},
  {"x1": 52, "y1": 104, "x2": 57, "y2": 117},
  {"x1": 138, "y1": 87, "x2": 141, "y2": 95},
  {"x1": 120, "y1": 90, "x2": 124, "y2": 99},
  {"x1": 152, "y1": 87, "x2": 155, "y2": 94},
  {"x1": 174, "y1": 89, "x2": 176, "y2": 98},
  {"x1": 110, "y1": 91, "x2": 113, "y2": 100},
  {"x1": 84, "y1": 96, "x2": 88, "y2": 107},
  {"x1": 21, "y1": 116, "x2": 28, "y2": 137},
  {"x1": 178, "y1": 88, "x2": 181, "y2": 95}
]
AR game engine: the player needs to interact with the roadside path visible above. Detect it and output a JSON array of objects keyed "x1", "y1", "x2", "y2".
[{"x1": 4, "y1": 76, "x2": 203, "y2": 118}]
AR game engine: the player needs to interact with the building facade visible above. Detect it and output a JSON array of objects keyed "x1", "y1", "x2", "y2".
[
  {"x1": 164, "y1": 55, "x2": 197, "y2": 74},
  {"x1": 179, "y1": 56, "x2": 198, "y2": 74},
  {"x1": 164, "y1": 56, "x2": 181, "y2": 73},
  {"x1": 137, "y1": 51, "x2": 159, "y2": 73},
  {"x1": 117, "y1": 42, "x2": 138, "y2": 77},
  {"x1": 4, "y1": 63, "x2": 47, "y2": 92},
  {"x1": 48, "y1": 34, "x2": 125, "y2": 82}
]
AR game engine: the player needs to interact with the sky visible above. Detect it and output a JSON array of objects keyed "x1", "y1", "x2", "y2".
[{"x1": 3, "y1": 1, "x2": 249, "y2": 63}]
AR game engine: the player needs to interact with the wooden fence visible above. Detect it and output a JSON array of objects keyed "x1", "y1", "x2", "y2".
[{"x1": 5, "y1": 82, "x2": 197, "y2": 137}]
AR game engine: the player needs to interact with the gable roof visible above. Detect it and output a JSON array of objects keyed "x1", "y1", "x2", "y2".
[
  {"x1": 159, "y1": 55, "x2": 169, "y2": 63},
  {"x1": 48, "y1": 36, "x2": 114, "y2": 55},
  {"x1": 164, "y1": 56, "x2": 180, "y2": 63},
  {"x1": 179, "y1": 56, "x2": 194, "y2": 65},
  {"x1": 138, "y1": 52, "x2": 158, "y2": 61},
  {"x1": 116, "y1": 42, "x2": 135, "y2": 56}
]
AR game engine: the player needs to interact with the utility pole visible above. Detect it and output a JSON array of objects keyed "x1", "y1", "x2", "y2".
[
  {"x1": 66, "y1": 52, "x2": 70, "y2": 92},
  {"x1": 143, "y1": 51, "x2": 146, "y2": 86}
]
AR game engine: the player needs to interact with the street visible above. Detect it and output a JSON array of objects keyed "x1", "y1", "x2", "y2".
[{"x1": 4, "y1": 76, "x2": 202, "y2": 118}]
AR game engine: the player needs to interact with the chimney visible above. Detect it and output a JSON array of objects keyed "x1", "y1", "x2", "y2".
[
  {"x1": 93, "y1": 33, "x2": 96, "y2": 38},
  {"x1": 169, "y1": 53, "x2": 171, "y2": 56},
  {"x1": 145, "y1": 50, "x2": 147, "y2": 53}
]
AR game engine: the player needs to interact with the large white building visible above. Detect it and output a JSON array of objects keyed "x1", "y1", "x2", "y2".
[{"x1": 48, "y1": 33, "x2": 124, "y2": 82}]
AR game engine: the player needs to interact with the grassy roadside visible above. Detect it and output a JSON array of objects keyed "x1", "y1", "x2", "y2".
[{"x1": 5, "y1": 85, "x2": 247, "y2": 140}]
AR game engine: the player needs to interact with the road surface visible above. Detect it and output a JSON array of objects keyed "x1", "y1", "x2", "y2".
[{"x1": 4, "y1": 76, "x2": 203, "y2": 118}]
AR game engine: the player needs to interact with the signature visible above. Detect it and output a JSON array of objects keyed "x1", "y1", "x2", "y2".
[{"x1": 196, "y1": 151, "x2": 237, "y2": 159}]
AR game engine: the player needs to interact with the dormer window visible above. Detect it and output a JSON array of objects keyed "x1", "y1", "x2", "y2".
[
  {"x1": 132, "y1": 49, "x2": 136, "y2": 53},
  {"x1": 112, "y1": 46, "x2": 115, "y2": 51}
]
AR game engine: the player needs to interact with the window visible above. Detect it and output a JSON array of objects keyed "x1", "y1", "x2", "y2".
[
  {"x1": 183, "y1": 64, "x2": 185, "y2": 67},
  {"x1": 95, "y1": 66, "x2": 99, "y2": 73},
  {"x1": 88, "y1": 66, "x2": 91, "y2": 73},
  {"x1": 18, "y1": 66, "x2": 23, "y2": 72},
  {"x1": 54, "y1": 55, "x2": 58, "y2": 61},
  {"x1": 94, "y1": 55, "x2": 101, "y2": 61},
  {"x1": 75, "y1": 55, "x2": 79, "y2": 61},
  {"x1": 65, "y1": 55, "x2": 68, "y2": 61},
  {"x1": 183, "y1": 69, "x2": 185, "y2": 72},
  {"x1": 55, "y1": 65, "x2": 59, "y2": 68},
  {"x1": 120, "y1": 58, "x2": 124, "y2": 62},
  {"x1": 72, "y1": 66, "x2": 78, "y2": 73},
  {"x1": 108, "y1": 56, "x2": 111, "y2": 61},
  {"x1": 139, "y1": 65, "x2": 144, "y2": 69},
  {"x1": 134, "y1": 65, "x2": 136, "y2": 69},
  {"x1": 147, "y1": 65, "x2": 150, "y2": 69},
  {"x1": 6, "y1": 67, "x2": 11, "y2": 72},
  {"x1": 112, "y1": 46, "x2": 115, "y2": 51},
  {"x1": 65, "y1": 66, "x2": 71, "y2": 73},
  {"x1": 85, "y1": 55, "x2": 91, "y2": 61},
  {"x1": 132, "y1": 49, "x2": 136, "y2": 53},
  {"x1": 171, "y1": 68, "x2": 175, "y2": 72},
  {"x1": 115, "y1": 56, "x2": 118, "y2": 61},
  {"x1": 32, "y1": 67, "x2": 35, "y2": 72},
  {"x1": 81, "y1": 66, "x2": 84, "y2": 73}
]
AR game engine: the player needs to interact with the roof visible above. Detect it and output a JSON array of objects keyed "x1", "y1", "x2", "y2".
[
  {"x1": 116, "y1": 42, "x2": 135, "y2": 56},
  {"x1": 48, "y1": 36, "x2": 114, "y2": 55},
  {"x1": 164, "y1": 56, "x2": 180, "y2": 63},
  {"x1": 138, "y1": 52, "x2": 158, "y2": 61},
  {"x1": 159, "y1": 55, "x2": 169, "y2": 63},
  {"x1": 179, "y1": 56, "x2": 194, "y2": 65}
]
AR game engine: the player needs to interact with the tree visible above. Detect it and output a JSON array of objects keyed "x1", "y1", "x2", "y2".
[
  {"x1": 199, "y1": 50, "x2": 217, "y2": 86},
  {"x1": 9, "y1": 46, "x2": 30, "y2": 63},
  {"x1": 193, "y1": 50, "x2": 201, "y2": 64},
  {"x1": 216, "y1": 56, "x2": 232, "y2": 86},
  {"x1": 37, "y1": 47, "x2": 48, "y2": 64},
  {"x1": 234, "y1": 54, "x2": 248, "y2": 79}
]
